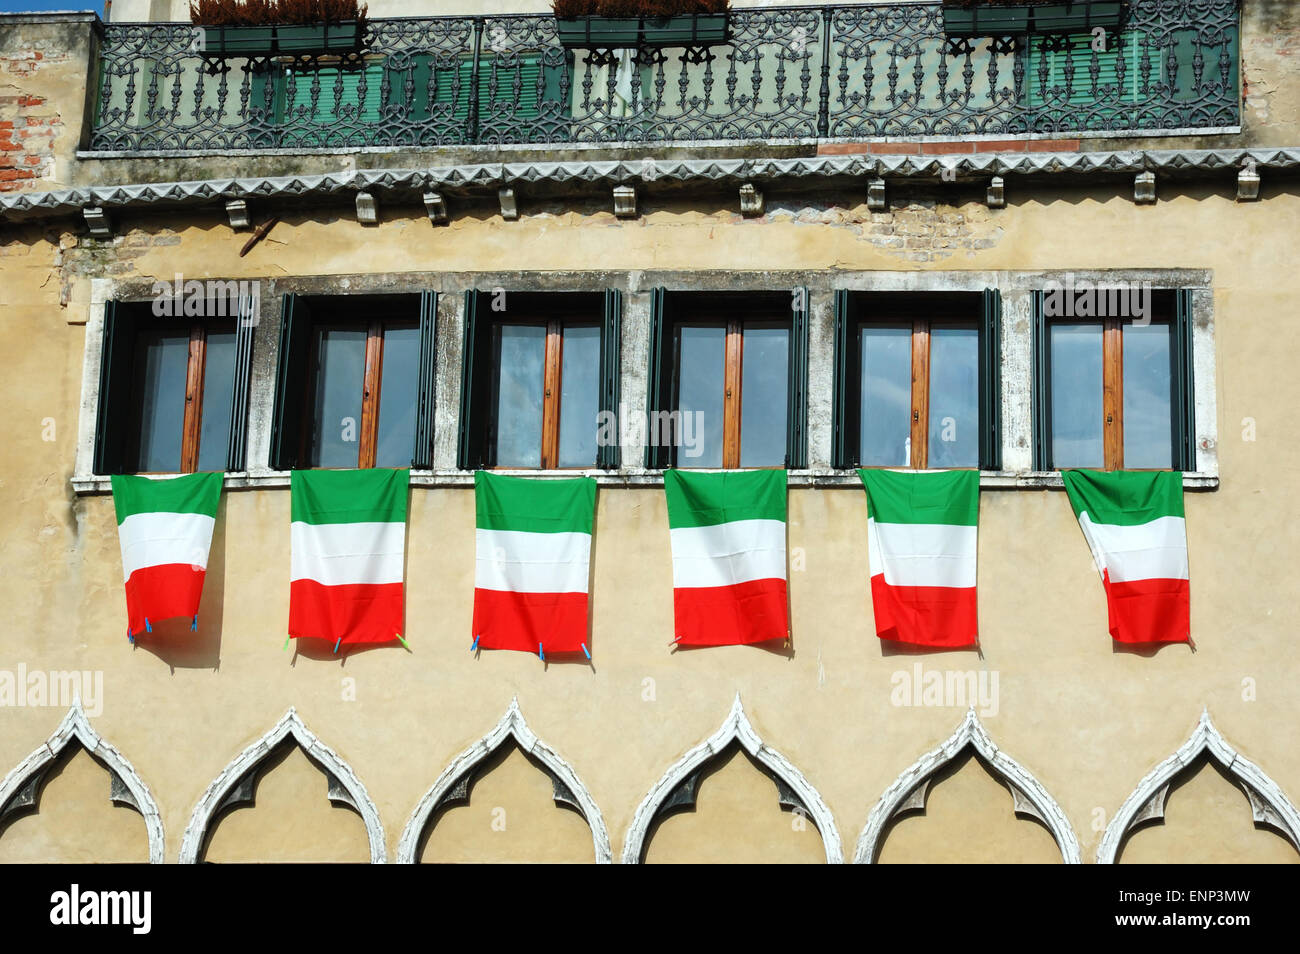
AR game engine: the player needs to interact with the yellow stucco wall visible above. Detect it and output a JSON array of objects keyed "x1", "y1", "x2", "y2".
[{"x1": 2, "y1": 177, "x2": 1300, "y2": 863}]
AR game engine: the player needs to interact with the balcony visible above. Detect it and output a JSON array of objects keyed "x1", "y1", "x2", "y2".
[{"x1": 88, "y1": 1, "x2": 1241, "y2": 155}]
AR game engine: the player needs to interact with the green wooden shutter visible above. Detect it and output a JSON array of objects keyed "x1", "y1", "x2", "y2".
[
  {"x1": 412, "y1": 290, "x2": 438, "y2": 470},
  {"x1": 457, "y1": 289, "x2": 493, "y2": 471},
  {"x1": 831, "y1": 289, "x2": 854, "y2": 469},
  {"x1": 1025, "y1": 32, "x2": 1146, "y2": 107},
  {"x1": 93, "y1": 300, "x2": 138, "y2": 475},
  {"x1": 269, "y1": 293, "x2": 312, "y2": 472},
  {"x1": 1031, "y1": 290, "x2": 1051, "y2": 471},
  {"x1": 787, "y1": 287, "x2": 810, "y2": 469},
  {"x1": 645, "y1": 287, "x2": 670, "y2": 470},
  {"x1": 598, "y1": 288, "x2": 623, "y2": 470},
  {"x1": 225, "y1": 290, "x2": 257, "y2": 473},
  {"x1": 1172, "y1": 289, "x2": 1196, "y2": 472},
  {"x1": 979, "y1": 288, "x2": 1003, "y2": 471}
]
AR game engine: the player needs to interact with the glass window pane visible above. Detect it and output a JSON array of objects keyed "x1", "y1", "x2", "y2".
[
  {"x1": 928, "y1": 325, "x2": 979, "y2": 468},
  {"x1": 375, "y1": 325, "x2": 422, "y2": 469},
  {"x1": 196, "y1": 330, "x2": 236, "y2": 473},
  {"x1": 1049, "y1": 323, "x2": 1104, "y2": 469},
  {"x1": 132, "y1": 330, "x2": 189, "y2": 473},
  {"x1": 1123, "y1": 323, "x2": 1173, "y2": 469},
  {"x1": 494, "y1": 324, "x2": 545, "y2": 468},
  {"x1": 309, "y1": 327, "x2": 366, "y2": 468},
  {"x1": 740, "y1": 322, "x2": 789, "y2": 468},
  {"x1": 860, "y1": 325, "x2": 912, "y2": 467},
  {"x1": 676, "y1": 325, "x2": 725, "y2": 468},
  {"x1": 558, "y1": 324, "x2": 601, "y2": 468}
]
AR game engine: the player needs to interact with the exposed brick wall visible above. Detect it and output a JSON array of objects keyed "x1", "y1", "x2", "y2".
[
  {"x1": 817, "y1": 139, "x2": 1082, "y2": 157},
  {"x1": 0, "y1": 52, "x2": 64, "y2": 192}
]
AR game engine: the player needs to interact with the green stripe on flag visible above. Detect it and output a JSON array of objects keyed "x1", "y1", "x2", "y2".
[
  {"x1": 475, "y1": 471, "x2": 596, "y2": 534},
  {"x1": 1061, "y1": 469, "x2": 1184, "y2": 526},
  {"x1": 111, "y1": 472, "x2": 222, "y2": 525},
  {"x1": 664, "y1": 469, "x2": 787, "y2": 529},
  {"x1": 857, "y1": 469, "x2": 979, "y2": 526},
  {"x1": 290, "y1": 469, "x2": 410, "y2": 525}
]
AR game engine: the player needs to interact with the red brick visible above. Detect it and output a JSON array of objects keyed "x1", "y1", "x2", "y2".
[
  {"x1": 920, "y1": 140, "x2": 977, "y2": 155},
  {"x1": 974, "y1": 139, "x2": 1029, "y2": 153},
  {"x1": 0, "y1": 141, "x2": 22, "y2": 151},
  {"x1": 16, "y1": 95, "x2": 45, "y2": 107},
  {"x1": 0, "y1": 169, "x2": 36, "y2": 180},
  {"x1": 1033, "y1": 138, "x2": 1081, "y2": 152},
  {"x1": 867, "y1": 143, "x2": 922, "y2": 155},
  {"x1": 23, "y1": 155, "x2": 42, "y2": 165},
  {"x1": 817, "y1": 142, "x2": 872, "y2": 155},
  {"x1": 0, "y1": 121, "x2": 12, "y2": 129}
]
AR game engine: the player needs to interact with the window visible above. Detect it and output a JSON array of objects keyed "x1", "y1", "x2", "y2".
[
  {"x1": 93, "y1": 298, "x2": 254, "y2": 475},
  {"x1": 832, "y1": 291, "x2": 1001, "y2": 470},
  {"x1": 270, "y1": 293, "x2": 437, "y2": 471},
  {"x1": 646, "y1": 290, "x2": 809, "y2": 470},
  {"x1": 458, "y1": 290, "x2": 621, "y2": 470},
  {"x1": 1033, "y1": 288, "x2": 1195, "y2": 471}
]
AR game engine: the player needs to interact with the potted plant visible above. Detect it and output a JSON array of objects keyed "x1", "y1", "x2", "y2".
[
  {"x1": 191, "y1": 0, "x2": 368, "y2": 57},
  {"x1": 553, "y1": 0, "x2": 730, "y2": 50},
  {"x1": 942, "y1": 0, "x2": 1125, "y2": 37}
]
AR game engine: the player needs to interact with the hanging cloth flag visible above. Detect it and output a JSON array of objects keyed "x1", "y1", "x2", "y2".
[
  {"x1": 289, "y1": 468, "x2": 409, "y2": 648},
  {"x1": 858, "y1": 469, "x2": 979, "y2": 649},
  {"x1": 664, "y1": 469, "x2": 789, "y2": 647},
  {"x1": 112, "y1": 472, "x2": 223, "y2": 638},
  {"x1": 473, "y1": 472, "x2": 597, "y2": 656},
  {"x1": 1061, "y1": 469, "x2": 1190, "y2": 644}
]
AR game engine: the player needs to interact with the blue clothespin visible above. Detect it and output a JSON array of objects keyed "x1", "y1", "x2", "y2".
[
  {"x1": 144, "y1": 618, "x2": 152, "y2": 634},
  {"x1": 333, "y1": 638, "x2": 341, "y2": 654},
  {"x1": 470, "y1": 634, "x2": 480, "y2": 652},
  {"x1": 191, "y1": 615, "x2": 198, "y2": 632},
  {"x1": 538, "y1": 642, "x2": 545, "y2": 662},
  {"x1": 127, "y1": 625, "x2": 134, "y2": 644},
  {"x1": 581, "y1": 642, "x2": 591, "y2": 660}
]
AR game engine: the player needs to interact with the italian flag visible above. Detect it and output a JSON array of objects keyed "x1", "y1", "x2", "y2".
[
  {"x1": 112, "y1": 472, "x2": 222, "y2": 638},
  {"x1": 859, "y1": 469, "x2": 979, "y2": 649},
  {"x1": 289, "y1": 468, "x2": 409, "y2": 649},
  {"x1": 473, "y1": 472, "x2": 596, "y2": 657},
  {"x1": 665, "y1": 469, "x2": 789, "y2": 647},
  {"x1": 1061, "y1": 469, "x2": 1189, "y2": 644}
]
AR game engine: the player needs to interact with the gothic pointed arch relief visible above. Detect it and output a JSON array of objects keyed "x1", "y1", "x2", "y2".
[
  {"x1": 855, "y1": 708, "x2": 1081, "y2": 864},
  {"x1": 1098, "y1": 710, "x2": 1300, "y2": 864},
  {"x1": 396, "y1": 697, "x2": 612, "y2": 864},
  {"x1": 0, "y1": 700, "x2": 165, "y2": 864},
  {"x1": 622, "y1": 694, "x2": 843, "y2": 864},
  {"x1": 180, "y1": 708, "x2": 385, "y2": 864}
]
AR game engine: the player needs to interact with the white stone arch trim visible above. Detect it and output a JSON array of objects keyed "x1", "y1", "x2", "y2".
[
  {"x1": 0, "y1": 700, "x2": 165, "y2": 864},
  {"x1": 396, "y1": 697, "x2": 612, "y2": 863},
  {"x1": 855, "y1": 708, "x2": 1082, "y2": 864},
  {"x1": 180, "y1": 708, "x2": 386, "y2": 864},
  {"x1": 621, "y1": 694, "x2": 844, "y2": 864},
  {"x1": 1098, "y1": 709, "x2": 1300, "y2": 864}
]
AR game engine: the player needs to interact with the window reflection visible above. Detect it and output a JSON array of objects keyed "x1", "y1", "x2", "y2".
[
  {"x1": 1123, "y1": 322, "x2": 1173, "y2": 469},
  {"x1": 558, "y1": 324, "x2": 601, "y2": 468},
  {"x1": 1050, "y1": 323, "x2": 1104, "y2": 468},
  {"x1": 676, "y1": 325, "x2": 726, "y2": 467},
  {"x1": 494, "y1": 324, "x2": 545, "y2": 468},
  {"x1": 740, "y1": 322, "x2": 789, "y2": 467},
  {"x1": 310, "y1": 327, "x2": 366, "y2": 468},
  {"x1": 196, "y1": 330, "x2": 236, "y2": 473},
  {"x1": 132, "y1": 330, "x2": 189, "y2": 473},
  {"x1": 928, "y1": 325, "x2": 979, "y2": 468},
  {"x1": 860, "y1": 325, "x2": 912, "y2": 467},
  {"x1": 375, "y1": 325, "x2": 421, "y2": 469}
]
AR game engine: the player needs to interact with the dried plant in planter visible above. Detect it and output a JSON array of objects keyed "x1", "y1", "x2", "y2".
[
  {"x1": 552, "y1": 0, "x2": 730, "y2": 17},
  {"x1": 190, "y1": 0, "x2": 368, "y2": 28}
]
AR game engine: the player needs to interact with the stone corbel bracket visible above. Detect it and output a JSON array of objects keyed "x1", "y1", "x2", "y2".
[
  {"x1": 396, "y1": 697, "x2": 611, "y2": 863},
  {"x1": 855, "y1": 707, "x2": 1082, "y2": 864},
  {"x1": 0, "y1": 700, "x2": 165, "y2": 864},
  {"x1": 622, "y1": 693, "x2": 843, "y2": 864},
  {"x1": 179, "y1": 707, "x2": 386, "y2": 863},
  {"x1": 1097, "y1": 709, "x2": 1300, "y2": 863}
]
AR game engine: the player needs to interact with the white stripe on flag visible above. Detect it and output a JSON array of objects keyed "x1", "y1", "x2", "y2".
[
  {"x1": 1077, "y1": 513, "x2": 1188, "y2": 583},
  {"x1": 118, "y1": 511, "x2": 216, "y2": 581},
  {"x1": 867, "y1": 519, "x2": 977, "y2": 589},
  {"x1": 290, "y1": 521, "x2": 405, "y2": 586},
  {"x1": 475, "y1": 528, "x2": 591, "y2": 594},
  {"x1": 669, "y1": 518, "x2": 786, "y2": 589}
]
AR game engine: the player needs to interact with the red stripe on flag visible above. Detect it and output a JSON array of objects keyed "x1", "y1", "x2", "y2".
[
  {"x1": 869, "y1": 575, "x2": 978, "y2": 649},
  {"x1": 124, "y1": 563, "x2": 207, "y2": 635},
  {"x1": 472, "y1": 588, "x2": 589, "y2": 653},
  {"x1": 289, "y1": 579, "x2": 404, "y2": 645},
  {"x1": 673, "y1": 577, "x2": 788, "y2": 647},
  {"x1": 1103, "y1": 572, "x2": 1190, "y2": 644}
]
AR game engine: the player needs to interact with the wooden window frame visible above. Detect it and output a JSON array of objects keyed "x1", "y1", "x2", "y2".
[{"x1": 299, "y1": 319, "x2": 415, "y2": 470}]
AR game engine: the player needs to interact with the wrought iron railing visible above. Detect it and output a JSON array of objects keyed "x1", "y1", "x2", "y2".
[{"x1": 89, "y1": 0, "x2": 1241, "y2": 153}]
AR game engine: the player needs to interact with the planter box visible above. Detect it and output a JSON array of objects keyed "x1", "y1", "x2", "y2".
[
  {"x1": 556, "y1": 13, "x2": 729, "y2": 49},
  {"x1": 943, "y1": 2, "x2": 1125, "y2": 37},
  {"x1": 199, "y1": 20, "x2": 364, "y2": 57}
]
